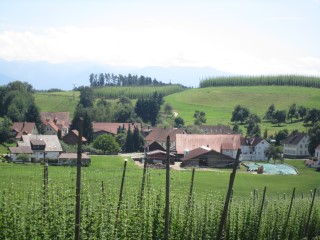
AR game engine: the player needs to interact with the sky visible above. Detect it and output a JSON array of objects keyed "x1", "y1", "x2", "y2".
[{"x1": 0, "y1": 0, "x2": 319, "y2": 75}]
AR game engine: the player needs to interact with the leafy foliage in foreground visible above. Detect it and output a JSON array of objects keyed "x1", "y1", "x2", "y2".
[{"x1": 0, "y1": 163, "x2": 319, "y2": 239}]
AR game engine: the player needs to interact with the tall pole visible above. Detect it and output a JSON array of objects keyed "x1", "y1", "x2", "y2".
[
  {"x1": 74, "y1": 118, "x2": 83, "y2": 240},
  {"x1": 114, "y1": 159, "x2": 128, "y2": 236},
  {"x1": 43, "y1": 152, "x2": 48, "y2": 215},
  {"x1": 165, "y1": 136, "x2": 170, "y2": 240},
  {"x1": 217, "y1": 149, "x2": 241, "y2": 240}
]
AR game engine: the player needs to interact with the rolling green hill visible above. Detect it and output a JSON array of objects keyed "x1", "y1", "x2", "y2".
[
  {"x1": 165, "y1": 86, "x2": 320, "y2": 135},
  {"x1": 33, "y1": 86, "x2": 320, "y2": 136},
  {"x1": 34, "y1": 91, "x2": 80, "y2": 118}
]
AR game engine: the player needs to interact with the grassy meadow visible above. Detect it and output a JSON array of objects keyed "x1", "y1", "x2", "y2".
[
  {"x1": 165, "y1": 86, "x2": 320, "y2": 134},
  {"x1": 1, "y1": 156, "x2": 318, "y2": 199},
  {"x1": 32, "y1": 85, "x2": 320, "y2": 135},
  {"x1": 34, "y1": 91, "x2": 80, "y2": 118}
]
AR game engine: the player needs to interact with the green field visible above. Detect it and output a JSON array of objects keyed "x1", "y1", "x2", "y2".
[
  {"x1": 165, "y1": 86, "x2": 320, "y2": 134},
  {"x1": 32, "y1": 86, "x2": 320, "y2": 135},
  {"x1": 34, "y1": 91, "x2": 80, "y2": 117},
  {"x1": 0, "y1": 156, "x2": 318, "y2": 199}
]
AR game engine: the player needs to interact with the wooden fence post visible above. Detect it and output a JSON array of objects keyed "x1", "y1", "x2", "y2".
[
  {"x1": 140, "y1": 147, "x2": 148, "y2": 203},
  {"x1": 305, "y1": 188, "x2": 317, "y2": 237},
  {"x1": 217, "y1": 149, "x2": 241, "y2": 240},
  {"x1": 114, "y1": 159, "x2": 128, "y2": 235},
  {"x1": 74, "y1": 118, "x2": 83, "y2": 240},
  {"x1": 282, "y1": 187, "x2": 295, "y2": 239}
]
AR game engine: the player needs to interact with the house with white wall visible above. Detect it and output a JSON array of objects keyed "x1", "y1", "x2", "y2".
[
  {"x1": 282, "y1": 131, "x2": 309, "y2": 158},
  {"x1": 240, "y1": 137, "x2": 270, "y2": 161},
  {"x1": 9, "y1": 135, "x2": 62, "y2": 162}
]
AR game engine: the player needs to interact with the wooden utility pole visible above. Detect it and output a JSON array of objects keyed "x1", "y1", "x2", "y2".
[
  {"x1": 74, "y1": 118, "x2": 83, "y2": 240},
  {"x1": 165, "y1": 136, "x2": 170, "y2": 240}
]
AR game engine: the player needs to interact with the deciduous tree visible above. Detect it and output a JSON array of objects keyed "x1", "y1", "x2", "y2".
[
  {"x1": 231, "y1": 105, "x2": 250, "y2": 124},
  {"x1": 93, "y1": 134, "x2": 120, "y2": 154}
]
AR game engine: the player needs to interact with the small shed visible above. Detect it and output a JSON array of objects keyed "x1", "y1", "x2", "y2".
[
  {"x1": 181, "y1": 146, "x2": 235, "y2": 168},
  {"x1": 58, "y1": 153, "x2": 91, "y2": 166},
  {"x1": 146, "y1": 150, "x2": 175, "y2": 164}
]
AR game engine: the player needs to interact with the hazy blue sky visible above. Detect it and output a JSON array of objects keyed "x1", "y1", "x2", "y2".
[{"x1": 0, "y1": 0, "x2": 319, "y2": 75}]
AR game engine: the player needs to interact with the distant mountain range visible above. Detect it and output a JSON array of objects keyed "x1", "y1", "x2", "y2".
[{"x1": 0, "y1": 58, "x2": 231, "y2": 90}]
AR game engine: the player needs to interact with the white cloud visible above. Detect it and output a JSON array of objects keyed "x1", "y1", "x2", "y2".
[{"x1": 0, "y1": 25, "x2": 319, "y2": 76}]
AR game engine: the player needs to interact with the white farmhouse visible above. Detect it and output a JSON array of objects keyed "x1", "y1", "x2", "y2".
[
  {"x1": 9, "y1": 135, "x2": 62, "y2": 162},
  {"x1": 282, "y1": 131, "x2": 309, "y2": 158},
  {"x1": 240, "y1": 137, "x2": 270, "y2": 161}
]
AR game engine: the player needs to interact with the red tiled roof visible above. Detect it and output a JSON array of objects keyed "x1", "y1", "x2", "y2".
[
  {"x1": 175, "y1": 134, "x2": 241, "y2": 154},
  {"x1": 92, "y1": 122, "x2": 142, "y2": 135},
  {"x1": 41, "y1": 112, "x2": 70, "y2": 130},
  {"x1": 144, "y1": 128, "x2": 185, "y2": 143}
]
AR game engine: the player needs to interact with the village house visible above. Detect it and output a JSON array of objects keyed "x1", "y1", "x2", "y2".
[
  {"x1": 63, "y1": 129, "x2": 87, "y2": 145},
  {"x1": 9, "y1": 135, "x2": 62, "y2": 162},
  {"x1": 8, "y1": 146, "x2": 33, "y2": 162},
  {"x1": 240, "y1": 137, "x2": 270, "y2": 161},
  {"x1": 92, "y1": 122, "x2": 142, "y2": 138},
  {"x1": 181, "y1": 146, "x2": 236, "y2": 168},
  {"x1": 143, "y1": 127, "x2": 186, "y2": 149},
  {"x1": 282, "y1": 131, "x2": 310, "y2": 158},
  {"x1": 175, "y1": 134, "x2": 241, "y2": 160},
  {"x1": 41, "y1": 112, "x2": 70, "y2": 137},
  {"x1": 11, "y1": 122, "x2": 38, "y2": 140}
]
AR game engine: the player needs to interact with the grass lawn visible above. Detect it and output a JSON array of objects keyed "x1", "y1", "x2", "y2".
[
  {"x1": 34, "y1": 91, "x2": 80, "y2": 118},
  {"x1": 0, "y1": 156, "x2": 318, "y2": 199},
  {"x1": 0, "y1": 142, "x2": 16, "y2": 154},
  {"x1": 165, "y1": 86, "x2": 320, "y2": 135}
]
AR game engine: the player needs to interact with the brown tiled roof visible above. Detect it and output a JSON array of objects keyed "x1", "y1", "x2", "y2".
[
  {"x1": 41, "y1": 112, "x2": 70, "y2": 130},
  {"x1": 9, "y1": 146, "x2": 33, "y2": 154},
  {"x1": 147, "y1": 141, "x2": 165, "y2": 151},
  {"x1": 144, "y1": 128, "x2": 185, "y2": 143},
  {"x1": 175, "y1": 134, "x2": 241, "y2": 154},
  {"x1": 181, "y1": 146, "x2": 235, "y2": 161},
  {"x1": 11, "y1": 122, "x2": 36, "y2": 138},
  {"x1": 181, "y1": 146, "x2": 211, "y2": 160},
  {"x1": 70, "y1": 130, "x2": 87, "y2": 141},
  {"x1": 240, "y1": 137, "x2": 263, "y2": 146},
  {"x1": 92, "y1": 122, "x2": 142, "y2": 135},
  {"x1": 30, "y1": 139, "x2": 46, "y2": 146},
  {"x1": 282, "y1": 132, "x2": 308, "y2": 145}
]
